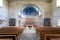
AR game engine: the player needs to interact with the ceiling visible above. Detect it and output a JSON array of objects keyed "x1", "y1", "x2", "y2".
[{"x1": 7, "y1": 0, "x2": 52, "y2": 3}]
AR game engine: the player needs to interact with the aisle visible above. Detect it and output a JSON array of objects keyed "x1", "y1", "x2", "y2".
[{"x1": 20, "y1": 27, "x2": 39, "y2": 40}]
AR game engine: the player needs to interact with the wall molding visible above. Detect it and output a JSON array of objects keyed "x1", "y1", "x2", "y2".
[{"x1": 7, "y1": 0, "x2": 52, "y2": 3}]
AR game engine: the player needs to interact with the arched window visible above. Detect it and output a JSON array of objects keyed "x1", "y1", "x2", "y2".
[
  {"x1": 20, "y1": 4, "x2": 41, "y2": 17},
  {"x1": 23, "y1": 6, "x2": 38, "y2": 16}
]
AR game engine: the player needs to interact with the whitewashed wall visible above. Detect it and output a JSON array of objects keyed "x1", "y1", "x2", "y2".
[
  {"x1": 0, "y1": 0, "x2": 8, "y2": 28},
  {"x1": 8, "y1": 1, "x2": 51, "y2": 27},
  {"x1": 52, "y1": 7, "x2": 60, "y2": 27}
]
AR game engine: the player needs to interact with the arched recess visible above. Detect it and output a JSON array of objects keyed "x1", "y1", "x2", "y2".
[
  {"x1": 19, "y1": 4, "x2": 42, "y2": 27},
  {"x1": 20, "y1": 4, "x2": 42, "y2": 18}
]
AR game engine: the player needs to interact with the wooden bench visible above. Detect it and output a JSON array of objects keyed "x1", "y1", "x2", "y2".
[
  {"x1": 36, "y1": 27, "x2": 60, "y2": 40},
  {"x1": 45, "y1": 34, "x2": 60, "y2": 40},
  {"x1": 0, "y1": 27, "x2": 24, "y2": 40}
]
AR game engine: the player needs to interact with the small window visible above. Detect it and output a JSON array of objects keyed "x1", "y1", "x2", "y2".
[
  {"x1": 56, "y1": 0, "x2": 60, "y2": 7},
  {"x1": 0, "y1": 0, "x2": 3, "y2": 7},
  {"x1": 57, "y1": 19, "x2": 60, "y2": 26}
]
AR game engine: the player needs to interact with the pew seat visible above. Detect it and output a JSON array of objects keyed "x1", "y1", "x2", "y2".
[
  {"x1": 0, "y1": 27, "x2": 24, "y2": 40},
  {"x1": 36, "y1": 27, "x2": 60, "y2": 40}
]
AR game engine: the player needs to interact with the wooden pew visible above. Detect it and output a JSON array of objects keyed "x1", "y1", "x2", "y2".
[
  {"x1": 0, "y1": 27, "x2": 24, "y2": 40},
  {"x1": 0, "y1": 27, "x2": 60, "y2": 40},
  {"x1": 36, "y1": 27, "x2": 60, "y2": 40}
]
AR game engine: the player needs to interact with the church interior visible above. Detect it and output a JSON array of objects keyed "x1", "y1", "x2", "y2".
[{"x1": 0, "y1": 0, "x2": 60, "y2": 40}]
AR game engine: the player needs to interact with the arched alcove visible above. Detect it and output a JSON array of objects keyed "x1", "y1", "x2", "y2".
[
  {"x1": 19, "y1": 4, "x2": 42, "y2": 27},
  {"x1": 20, "y1": 4, "x2": 42, "y2": 17}
]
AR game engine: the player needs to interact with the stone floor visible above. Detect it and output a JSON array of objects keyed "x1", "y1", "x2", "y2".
[{"x1": 20, "y1": 27, "x2": 40, "y2": 40}]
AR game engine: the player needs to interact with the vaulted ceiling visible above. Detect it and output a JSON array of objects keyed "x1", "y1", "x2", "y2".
[{"x1": 7, "y1": 0, "x2": 52, "y2": 3}]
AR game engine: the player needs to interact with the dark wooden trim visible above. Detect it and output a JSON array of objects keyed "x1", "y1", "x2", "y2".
[
  {"x1": 0, "y1": 36, "x2": 15, "y2": 40},
  {"x1": 45, "y1": 34, "x2": 60, "y2": 40}
]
